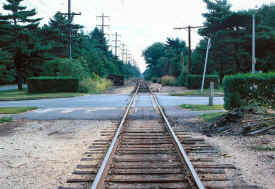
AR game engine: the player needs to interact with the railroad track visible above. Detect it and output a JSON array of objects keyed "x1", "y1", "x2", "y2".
[{"x1": 59, "y1": 80, "x2": 257, "y2": 189}]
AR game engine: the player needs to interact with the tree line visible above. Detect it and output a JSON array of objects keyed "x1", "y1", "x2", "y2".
[
  {"x1": 0, "y1": 0, "x2": 140, "y2": 90},
  {"x1": 143, "y1": 0, "x2": 275, "y2": 84}
]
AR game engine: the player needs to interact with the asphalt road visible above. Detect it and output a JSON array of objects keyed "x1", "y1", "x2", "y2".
[
  {"x1": 0, "y1": 94, "x2": 223, "y2": 108},
  {"x1": 0, "y1": 94, "x2": 224, "y2": 120}
]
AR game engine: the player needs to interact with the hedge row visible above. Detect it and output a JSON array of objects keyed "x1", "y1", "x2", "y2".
[
  {"x1": 223, "y1": 72, "x2": 275, "y2": 110},
  {"x1": 186, "y1": 74, "x2": 219, "y2": 89},
  {"x1": 27, "y1": 77, "x2": 79, "y2": 93}
]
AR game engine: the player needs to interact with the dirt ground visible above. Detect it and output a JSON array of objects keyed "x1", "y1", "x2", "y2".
[
  {"x1": 0, "y1": 120, "x2": 116, "y2": 189},
  {"x1": 150, "y1": 83, "x2": 187, "y2": 94},
  {"x1": 174, "y1": 117, "x2": 275, "y2": 189}
]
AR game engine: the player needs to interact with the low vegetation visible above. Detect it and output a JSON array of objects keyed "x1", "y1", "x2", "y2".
[
  {"x1": 79, "y1": 76, "x2": 113, "y2": 93},
  {"x1": 170, "y1": 88, "x2": 224, "y2": 97},
  {"x1": 180, "y1": 104, "x2": 224, "y2": 111},
  {"x1": 200, "y1": 112, "x2": 226, "y2": 122},
  {"x1": 0, "y1": 107, "x2": 37, "y2": 114},
  {"x1": 0, "y1": 89, "x2": 84, "y2": 101},
  {"x1": 0, "y1": 117, "x2": 13, "y2": 123},
  {"x1": 250, "y1": 145, "x2": 275, "y2": 151}
]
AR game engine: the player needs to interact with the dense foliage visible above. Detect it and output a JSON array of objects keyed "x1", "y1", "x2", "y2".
[
  {"x1": 194, "y1": 0, "x2": 275, "y2": 82},
  {"x1": 186, "y1": 75, "x2": 219, "y2": 89},
  {"x1": 143, "y1": 0, "x2": 275, "y2": 88},
  {"x1": 143, "y1": 38, "x2": 188, "y2": 83},
  {"x1": 223, "y1": 73, "x2": 275, "y2": 110},
  {"x1": 0, "y1": 0, "x2": 140, "y2": 90}
]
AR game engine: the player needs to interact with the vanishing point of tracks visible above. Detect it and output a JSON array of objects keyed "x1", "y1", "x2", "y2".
[{"x1": 59, "y1": 80, "x2": 249, "y2": 189}]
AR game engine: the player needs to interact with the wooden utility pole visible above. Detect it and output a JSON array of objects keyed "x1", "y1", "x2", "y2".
[
  {"x1": 61, "y1": 0, "x2": 81, "y2": 59},
  {"x1": 112, "y1": 32, "x2": 121, "y2": 57},
  {"x1": 97, "y1": 13, "x2": 110, "y2": 61},
  {"x1": 125, "y1": 50, "x2": 131, "y2": 64},
  {"x1": 121, "y1": 43, "x2": 126, "y2": 62},
  {"x1": 174, "y1": 25, "x2": 203, "y2": 73}
]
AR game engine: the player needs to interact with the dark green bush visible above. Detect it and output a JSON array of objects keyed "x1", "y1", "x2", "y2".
[
  {"x1": 151, "y1": 77, "x2": 161, "y2": 83},
  {"x1": 27, "y1": 77, "x2": 79, "y2": 93},
  {"x1": 186, "y1": 74, "x2": 219, "y2": 89},
  {"x1": 223, "y1": 72, "x2": 275, "y2": 110}
]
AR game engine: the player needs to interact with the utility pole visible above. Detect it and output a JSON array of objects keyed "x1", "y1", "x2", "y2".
[
  {"x1": 112, "y1": 32, "x2": 121, "y2": 57},
  {"x1": 61, "y1": 0, "x2": 81, "y2": 59},
  {"x1": 121, "y1": 43, "x2": 126, "y2": 62},
  {"x1": 252, "y1": 14, "x2": 256, "y2": 74},
  {"x1": 97, "y1": 13, "x2": 110, "y2": 61},
  {"x1": 174, "y1": 25, "x2": 203, "y2": 74},
  {"x1": 122, "y1": 48, "x2": 130, "y2": 64}
]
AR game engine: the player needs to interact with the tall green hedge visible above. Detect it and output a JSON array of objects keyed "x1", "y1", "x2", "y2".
[
  {"x1": 223, "y1": 72, "x2": 275, "y2": 110},
  {"x1": 27, "y1": 77, "x2": 79, "y2": 93},
  {"x1": 186, "y1": 74, "x2": 219, "y2": 89}
]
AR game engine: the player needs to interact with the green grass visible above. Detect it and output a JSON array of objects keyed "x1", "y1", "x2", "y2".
[
  {"x1": 200, "y1": 112, "x2": 226, "y2": 122},
  {"x1": 180, "y1": 104, "x2": 225, "y2": 111},
  {"x1": 250, "y1": 145, "x2": 275, "y2": 151},
  {"x1": 0, "y1": 89, "x2": 84, "y2": 101},
  {"x1": 0, "y1": 107, "x2": 37, "y2": 114},
  {"x1": 0, "y1": 117, "x2": 13, "y2": 123},
  {"x1": 170, "y1": 88, "x2": 224, "y2": 97}
]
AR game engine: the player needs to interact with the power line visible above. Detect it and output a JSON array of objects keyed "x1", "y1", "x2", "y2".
[
  {"x1": 174, "y1": 25, "x2": 204, "y2": 74},
  {"x1": 96, "y1": 13, "x2": 110, "y2": 34},
  {"x1": 112, "y1": 32, "x2": 121, "y2": 58},
  {"x1": 96, "y1": 13, "x2": 110, "y2": 62},
  {"x1": 61, "y1": 0, "x2": 81, "y2": 59}
]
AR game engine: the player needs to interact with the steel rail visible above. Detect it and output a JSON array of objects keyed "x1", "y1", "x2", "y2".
[
  {"x1": 90, "y1": 82, "x2": 140, "y2": 189},
  {"x1": 151, "y1": 92, "x2": 205, "y2": 189}
]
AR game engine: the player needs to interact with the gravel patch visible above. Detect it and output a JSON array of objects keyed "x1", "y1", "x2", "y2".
[{"x1": 0, "y1": 120, "x2": 116, "y2": 189}]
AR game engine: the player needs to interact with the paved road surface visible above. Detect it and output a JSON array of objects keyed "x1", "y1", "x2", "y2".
[{"x1": 0, "y1": 94, "x2": 224, "y2": 120}]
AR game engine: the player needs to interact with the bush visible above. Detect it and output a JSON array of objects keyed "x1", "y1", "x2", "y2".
[
  {"x1": 27, "y1": 77, "x2": 79, "y2": 93},
  {"x1": 186, "y1": 74, "x2": 219, "y2": 89},
  {"x1": 152, "y1": 77, "x2": 161, "y2": 83},
  {"x1": 161, "y1": 75, "x2": 177, "y2": 86},
  {"x1": 223, "y1": 72, "x2": 275, "y2": 110},
  {"x1": 79, "y1": 75, "x2": 113, "y2": 93}
]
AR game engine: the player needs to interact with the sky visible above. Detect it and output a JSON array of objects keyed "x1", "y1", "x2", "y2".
[{"x1": 1, "y1": 0, "x2": 275, "y2": 72}]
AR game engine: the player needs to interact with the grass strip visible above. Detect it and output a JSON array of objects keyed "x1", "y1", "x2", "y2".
[
  {"x1": 250, "y1": 145, "x2": 275, "y2": 151},
  {"x1": 0, "y1": 89, "x2": 84, "y2": 101},
  {"x1": 0, "y1": 107, "x2": 37, "y2": 114},
  {"x1": 170, "y1": 88, "x2": 224, "y2": 97},
  {"x1": 180, "y1": 104, "x2": 224, "y2": 111},
  {"x1": 0, "y1": 117, "x2": 13, "y2": 123}
]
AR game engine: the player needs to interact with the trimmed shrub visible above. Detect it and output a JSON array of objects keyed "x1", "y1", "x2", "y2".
[
  {"x1": 161, "y1": 75, "x2": 177, "y2": 86},
  {"x1": 223, "y1": 72, "x2": 275, "y2": 110},
  {"x1": 27, "y1": 77, "x2": 79, "y2": 93},
  {"x1": 186, "y1": 74, "x2": 219, "y2": 89}
]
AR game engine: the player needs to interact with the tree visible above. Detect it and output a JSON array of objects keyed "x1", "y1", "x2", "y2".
[
  {"x1": 0, "y1": 0, "x2": 42, "y2": 90},
  {"x1": 143, "y1": 38, "x2": 188, "y2": 80}
]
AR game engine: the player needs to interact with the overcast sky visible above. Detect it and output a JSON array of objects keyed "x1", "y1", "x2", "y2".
[{"x1": 1, "y1": 0, "x2": 275, "y2": 72}]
